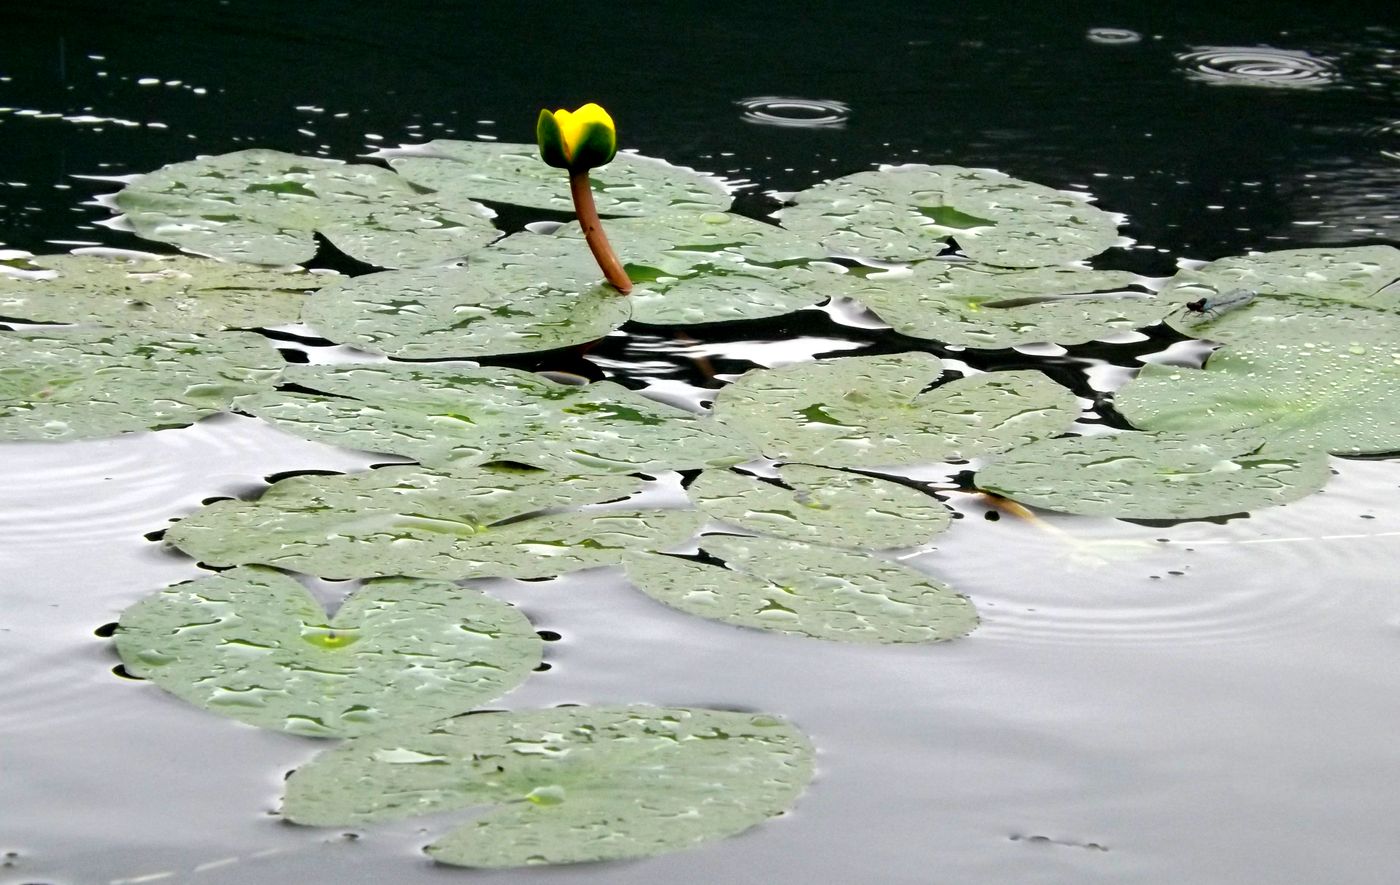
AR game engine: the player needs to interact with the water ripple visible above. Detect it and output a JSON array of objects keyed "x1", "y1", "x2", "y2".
[
  {"x1": 736, "y1": 96, "x2": 850, "y2": 129},
  {"x1": 1177, "y1": 46, "x2": 1340, "y2": 89},
  {"x1": 1086, "y1": 28, "x2": 1142, "y2": 46}
]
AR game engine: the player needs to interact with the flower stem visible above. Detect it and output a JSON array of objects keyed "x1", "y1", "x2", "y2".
[{"x1": 568, "y1": 171, "x2": 632, "y2": 294}]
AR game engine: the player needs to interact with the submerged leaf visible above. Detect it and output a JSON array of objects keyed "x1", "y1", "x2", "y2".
[
  {"x1": 0, "y1": 253, "x2": 330, "y2": 330},
  {"x1": 712, "y1": 353, "x2": 1079, "y2": 468},
  {"x1": 625, "y1": 535, "x2": 977, "y2": 643},
  {"x1": 1163, "y1": 245, "x2": 1400, "y2": 341},
  {"x1": 976, "y1": 431, "x2": 1331, "y2": 519},
  {"x1": 1116, "y1": 311, "x2": 1400, "y2": 456},
  {"x1": 283, "y1": 705, "x2": 812, "y2": 867},
  {"x1": 854, "y1": 262, "x2": 1158, "y2": 348},
  {"x1": 0, "y1": 329, "x2": 281, "y2": 440},
  {"x1": 689, "y1": 465, "x2": 951, "y2": 548},
  {"x1": 112, "y1": 150, "x2": 499, "y2": 267},
  {"x1": 116, "y1": 567, "x2": 541, "y2": 738},
  {"x1": 778, "y1": 165, "x2": 1121, "y2": 266},
  {"x1": 240, "y1": 363, "x2": 751, "y2": 474},
  {"x1": 165, "y1": 466, "x2": 702, "y2": 580},
  {"x1": 387, "y1": 141, "x2": 732, "y2": 215},
  {"x1": 300, "y1": 264, "x2": 631, "y2": 358}
]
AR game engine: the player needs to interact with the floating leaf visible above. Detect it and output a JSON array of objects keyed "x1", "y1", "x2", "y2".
[
  {"x1": 116, "y1": 567, "x2": 541, "y2": 738},
  {"x1": 300, "y1": 264, "x2": 631, "y2": 358},
  {"x1": 712, "y1": 353, "x2": 1079, "y2": 468},
  {"x1": 975, "y1": 430, "x2": 1331, "y2": 519},
  {"x1": 778, "y1": 165, "x2": 1121, "y2": 266},
  {"x1": 689, "y1": 465, "x2": 950, "y2": 548},
  {"x1": 387, "y1": 141, "x2": 732, "y2": 215},
  {"x1": 112, "y1": 150, "x2": 499, "y2": 267},
  {"x1": 239, "y1": 363, "x2": 751, "y2": 474},
  {"x1": 166, "y1": 466, "x2": 702, "y2": 580},
  {"x1": 0, "y1": 253, "x2": 329, "y2": 330},
  {"x1": 626, "y1": 535, "x2": 977, "y2": 643},
  {"x1": 1116, "y1": 312, "x2": 1400, "y2": 456},
  {"x1": 283, "y1": 705, "x2": 811, "y2": 867},
  {"x1": 0, "y1": 329, "x2": 280, "y2": 440},
  {"x1": 854, "y1": 262, "x2": 1158, "y2": 348},
  {"x1": 1163, "y1": 245, "x2": 1400, "y2": 340}
]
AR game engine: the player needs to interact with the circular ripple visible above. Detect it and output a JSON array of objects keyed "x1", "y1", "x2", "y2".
[
  {"x1": 1363, "y1": 119, "x2": 1400, "y2": 161},
  {"x1": 736, "y1": 96, "x2": 849, "y2": 129},
  {"x1": 1177, "y1": 46, "x2": 1339, "y2": 89},
  {"x1": 1086, "y1": 28, "x2": 1142, "y2": 46}
]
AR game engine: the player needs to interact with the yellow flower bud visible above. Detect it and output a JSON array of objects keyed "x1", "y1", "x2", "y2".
[{"x1": 537, "y1": 103, "x2": 618, "y2": 172}]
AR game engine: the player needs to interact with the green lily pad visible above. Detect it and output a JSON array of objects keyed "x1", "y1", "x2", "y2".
[
  {"x1": 239, "y1": 363, "x2": 751, "y2": 474},
  {"x1": 712, "y1": 353, "x2": 1080, "y2": 468},
  {"x1": 688, "y1": 465, "x2": 951, "y2": 548},
  {"x1": 625, "y1": 535, "x2": 977, "y2": 643},
  {"x1": 386, "y1": 141, "x2": 732, "y2": 215},
  {"x1": 0, "y1": 253, "x2": 330, "y2": 330},
  {"x1": 975, "y1": 430, "x2": 1331, "y2": 519},
  {"x1": 0, "y1": 329, "x2": 281, "y2": 440},
  {"x1": 778, "y1": 165, "x2": 1121, "y2": 266},
  {"x1": 283, "y1": 705, "x2": 812, "y2": 867},
  {"x1": 854, "y1": 262, "x2": 1159, "y2": 348},
  {"x1": 1116, "y1": 311, "x2": 1400, "y2": 456},
  {"x1": 1163, "y1": 245, "x2": 1400, "y2": 340},
  {"x1": 165, "y1": 466, "x2": 703, "y2": 580},
  {"x1": 112, "y1": 150, "x2": 499, "y2": 267},
  {"x1": 299, "y1": 264, "x2": 631, "y2": 359},
  {"x1": 116, "y1": 567, "x2": 541, "y2": 738}
]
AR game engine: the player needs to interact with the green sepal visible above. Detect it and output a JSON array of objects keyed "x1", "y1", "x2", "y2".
[
  {"x1": 536, "y1": 110, "x2": 570, "y2": 170},
  {"x1": 569, "y1": 121, "x2": 618, "y2": 171}
]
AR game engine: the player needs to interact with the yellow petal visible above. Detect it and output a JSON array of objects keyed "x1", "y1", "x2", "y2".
[{"x1": 552, "y1": 103, "x2": 615, "y2": 161}]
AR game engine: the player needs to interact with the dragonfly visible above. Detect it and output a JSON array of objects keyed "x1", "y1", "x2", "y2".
[{"x1": 1182, "y1": 287, "x2": 1257, "y2": 319}]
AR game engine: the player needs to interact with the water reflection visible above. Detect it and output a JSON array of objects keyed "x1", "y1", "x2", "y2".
[{"x1": 1177, "y1": 46, "x2": 1340, "y2": 89}]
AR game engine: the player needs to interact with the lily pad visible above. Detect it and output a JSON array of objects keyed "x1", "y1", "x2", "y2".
[
  {"x1": 283, "y1": 705, "x2": 812, "y2": 867},
  {"x1": 386, "y1": 141, "x2": 732, "y2": 215},
  {"x1": 239, "y1": 363, "x2": 751, "y2": 474},
  {"x1": 1116, "y1": 311, "x2": 1400, "y2": 456},
  {"x1": 854, "y1": 262, "x2": 1159, "y2": 348},
  {"x1": 165, "y1": 466, "x2": 703, "y2": 580},
  {"x1": 0, "y1": 253, "x2": 329, "y2": 330},
  {"x1": 975, "y1": 430, "x2": 1331, "y2": 519},
  {"x1": 712, "y1": 353, "x2": 1080, "y2": 468},
  {"x1": 299, "y1": 264, "x2": 631, "y2": 359},
  {"x1": 688, "y1": 465, "x2": 951, "y2": 548},
  {"x1": 112, "y1": 150, "x2": 499, "y2": 267},
  {"x1": 778, "y1": 165, "x2": 1121, "y2": 266},
  {"x1": 625, "y1": 535, "x2": 977, "y2": 643},
  {"x1": 116, "y1": 567, "x2": 541, "y2": 738},
  {"x1": 1162, "y1": 245, "x2": 1400, "y2": 340},
  {"x1": 0, "y1": 329, "x2": 281, "y2": 440}
]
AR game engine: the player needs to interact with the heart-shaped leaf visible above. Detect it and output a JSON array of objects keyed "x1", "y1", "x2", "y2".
[
  {"x1": 116, "y1": 567, "x2": 542, "y2": 737},
  {"x1": 0, "y1": 253, "x2": 331, "y2": 330},
  {"x1": 688, "y1": 465, "x2": 951, "y2": 548},
  {"x1": 386, "y1": 141, "x2": 732, "y2": 215},
  {"x1": 282, "y1": 705, "x2": 812, "y2": 867},
  {"x1": 0, "y1": 329, "x2": 281, "y2": 440},
  {"x1": 111, "y1": 150, "x2": 499, "y2": 267},
  {"x1": 976, "y1": 430, "x2": 1331, "y2": 519},
  {"x1": 239, "y1": 363, "x2": 752, "y2": 474},
  {"x1": 778, "y1": 165, "x2": 1121, "y2": 266},
  {"x1": 165, "y1": 466, "x2": 703, "y2": 580},
  {"x1": 712, "y1": 353, "x2": 1080, "y2": 468},
  {"x1": 625, "y1": 535, "x2": 977, "y2": 643}
]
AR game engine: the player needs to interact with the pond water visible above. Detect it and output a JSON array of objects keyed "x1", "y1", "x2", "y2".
[{"x1": 4, "y1": 3, "x2": 1400, "y2": 884}]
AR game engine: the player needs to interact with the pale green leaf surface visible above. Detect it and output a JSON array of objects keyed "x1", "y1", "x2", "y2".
[
  {"x1": 116, "y1": 567, "x2": 541, "y2": 738},
  {"x1": 625, "y1": 535, "x2": 977, "y2": 643},
  {"x1": 165, "y1": 466, "x2": 703, "y2": 580},
  {"x1": 0, "y1": 329, "x2": 281, "y2": 440},
  {"x1": 712, "y1": 353, "x2": 1080, "y2": 467},
  {"x1": 688, "y1": 465, "x2": 951, "y2": 548},
  {"x1": 976, "y1": 430, "x2": 1331, "y2": 518}
]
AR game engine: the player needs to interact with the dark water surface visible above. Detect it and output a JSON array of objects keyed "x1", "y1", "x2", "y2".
[{"x1": 4, "y1": 3, "x2": 1399, "y2": 884}]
